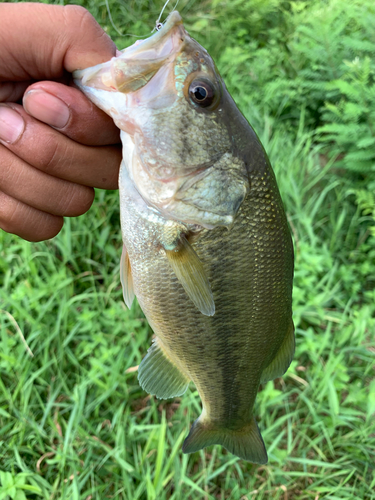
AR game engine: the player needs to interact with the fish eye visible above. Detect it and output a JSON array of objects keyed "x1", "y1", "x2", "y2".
[{"x1": 189, "y1": 80, "x2": 216, "y2": 108}]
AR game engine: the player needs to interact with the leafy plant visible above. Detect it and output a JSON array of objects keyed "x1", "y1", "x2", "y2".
[
  {"x1": 354, "y1": 190, "x2": 375, "y2": 233},
  {"x1": 0, "y1": 471, "x2": 42, "y2": 500},
  {"x1": 318, "y1": 56, "x2": 375, "y2": 177}
]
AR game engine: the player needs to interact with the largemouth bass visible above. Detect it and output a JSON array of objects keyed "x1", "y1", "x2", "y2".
[{"x1": 73, "y1": 11, "x2": 294, "y2": 463}]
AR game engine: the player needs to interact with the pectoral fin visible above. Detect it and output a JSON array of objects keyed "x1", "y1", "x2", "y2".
[
  {"x1": 260, "y1": 321, "x2": 295, "y2": 383},
  {"x1": 138, "y1": 339, "x2": 190, "y2": 399},
  {"x1": 120, "y1": 244, "x2": 135, "y2": 309},
  {"x1": 165, "y1": 235, "x2": 215, "y2": 316}
]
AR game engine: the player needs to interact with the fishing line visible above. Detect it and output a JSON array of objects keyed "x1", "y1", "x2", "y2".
[
  {"x1": 154, "y1": 0, "x2": 180, "y2": 31},
  {"x1": 105, "y1": 0, "x2": 156, "y2": 39},
  {"x1": 105, "y1": 0, "x2": 181, "y2": 40},
  {"x1": 105, "y1": 0, "x2": 125, "y2": 37},
  {"x1": 155, "y1": 0, "x2": 171, "y2": 29}
]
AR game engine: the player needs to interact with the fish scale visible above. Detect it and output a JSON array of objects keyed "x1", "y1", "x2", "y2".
[
  {"x1": 73, "y1": 10, "x2": 294, "y2": 463},
  {"x1": 118, "y1": 155, "x2": 292, "y2": 444}
]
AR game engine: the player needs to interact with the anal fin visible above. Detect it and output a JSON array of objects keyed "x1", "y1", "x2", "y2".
[
  {"x1": 120, "y1": 244, "x2": 135, "y2": 309},
  {"x1": 260, "y1": 321, "x2": 295, "y2": 384},
  {"x1": 182, "y1": 416, "x2": 268, "y2": 464},
  {"x1": 138, "y1": 339, "x2": 190, "y2": 399},
  {"x1": 165, "y1": 235, "x2": 215, "y2": 316}
]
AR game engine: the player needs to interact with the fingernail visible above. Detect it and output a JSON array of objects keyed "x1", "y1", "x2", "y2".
[
  {"x1": 23, "y1": 90, "x2": 70, "y2": 129},
  {"x1": 0, "y1": 105, "x2": 25, "y2": 144}
]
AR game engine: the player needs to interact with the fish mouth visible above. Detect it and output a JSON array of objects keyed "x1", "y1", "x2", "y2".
[{"x1": 73, "y1": 11, "x2": 186, "y2": 93}]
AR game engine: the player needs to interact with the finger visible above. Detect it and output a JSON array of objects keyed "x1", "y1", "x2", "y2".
[
  {"x1": 0, "y1": 81, "x2": 34, "y2": 103},
  {"x1": 23, "y1": 81, "x2": 120, "y2": 146},
  {"x1": 0, "y1": 190, "x2": 63, "y2": 242},
  {"x1": 0, "y1": 104, "x2": 120, "y2": 190},
  {"x1": 0, "y1": 4, "x2": 116, "y2": 81},
  {"x1": 0, "y1": 142, "x2": 94, "y2": 217}
]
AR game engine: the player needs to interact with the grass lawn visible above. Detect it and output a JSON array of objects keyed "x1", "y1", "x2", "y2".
[{"x1": 1, "y1": 0, "x2": 375, "y2": 499}]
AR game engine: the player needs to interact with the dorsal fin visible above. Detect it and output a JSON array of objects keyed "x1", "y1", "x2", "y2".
[{"x1": 120, "y1": 244, "x2": 135, "y2": 309}]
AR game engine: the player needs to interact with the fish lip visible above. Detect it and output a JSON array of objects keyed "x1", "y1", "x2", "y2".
[
  {"x1": 73, "y1": 11, "x2": 186, "y2": 92},
  {"x1": 122, "y1": 11, "x2": 184, "y2": 58}
]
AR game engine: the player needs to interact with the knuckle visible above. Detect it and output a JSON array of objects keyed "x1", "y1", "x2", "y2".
[
  {"x1": 0, "y1": 191, "x2": 18, "y2": 229},
  {"x1": 0, "y1": 150, "x2": 18, "y2": 186},
  {"x1": 38, "y1": 135, "x2": 64, "y2": 173},
  {"x1": 58, "y1": 184, "x2": 94, "y2": 217}
]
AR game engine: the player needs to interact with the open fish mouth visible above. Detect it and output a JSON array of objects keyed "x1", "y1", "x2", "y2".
[
  {"x1": 73, "y1": 11, "x2": 250, "y2": 230},
  {"x1": 73, "y1": 11, "x2": 186, "y2": 94}
]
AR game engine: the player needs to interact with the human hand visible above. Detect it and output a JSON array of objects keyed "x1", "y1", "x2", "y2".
[{"x1": 0, "y1": 3, "x2": 122, "y2": 241}]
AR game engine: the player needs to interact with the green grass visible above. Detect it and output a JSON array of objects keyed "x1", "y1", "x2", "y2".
[{"x1": 1, "y1": 0, "x2": 375, "y2": 499}]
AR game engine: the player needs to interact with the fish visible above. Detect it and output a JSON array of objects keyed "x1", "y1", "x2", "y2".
[{"x1": 73, "y1": 11, "x2": 294, "y2": 463}]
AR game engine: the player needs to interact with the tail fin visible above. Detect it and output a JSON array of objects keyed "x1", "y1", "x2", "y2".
[{"x1": 182, "y1": 416, "x2": 267, "y2": 464}]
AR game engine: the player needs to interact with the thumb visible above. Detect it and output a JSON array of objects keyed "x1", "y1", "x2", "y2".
[{"x1": 0, "y1": 4, "x2": 116, "y2": 82}]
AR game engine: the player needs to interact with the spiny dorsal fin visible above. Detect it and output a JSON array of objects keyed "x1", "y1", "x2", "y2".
[
  {"x1": 165, "y1": 235, "x2": 215, "y2": 316},
  {"x1": 120, "y1": 244, "x2": 135, "y2": 309}
]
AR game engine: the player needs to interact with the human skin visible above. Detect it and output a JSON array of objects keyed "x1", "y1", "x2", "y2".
[{"x1": 0, "y1": 3, "x2": 122, "y2": 241}]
